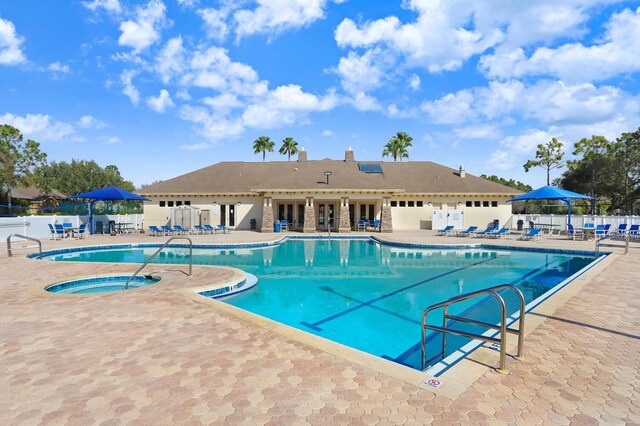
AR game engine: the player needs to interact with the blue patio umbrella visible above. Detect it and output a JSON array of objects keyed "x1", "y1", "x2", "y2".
[
  {"x1": 69, "y1": 186, "x2": 150, "y2": 234},
  {"x1": 508, "y1": 186, "x2": 593, "y2": 225}
]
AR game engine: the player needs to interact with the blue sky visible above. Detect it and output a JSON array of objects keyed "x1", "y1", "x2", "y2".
[{"x1": 1, "y1": 0, "x2": 639, "y2": 188}]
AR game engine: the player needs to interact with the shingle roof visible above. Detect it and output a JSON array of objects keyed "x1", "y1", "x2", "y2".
[
  {"x1": 139, "y1": 159, "x2": 520, "y2": 196},
  {"x1": 11, "y1": 186, "x2": 67, "y2": 200}
]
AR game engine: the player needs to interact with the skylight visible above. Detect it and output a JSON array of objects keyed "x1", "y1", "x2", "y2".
[{"x1": 358, "y1": 163, "x2": 383, "y2": 173}]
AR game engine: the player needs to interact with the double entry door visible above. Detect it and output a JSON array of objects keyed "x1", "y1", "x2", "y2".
[{"x1": 317, "y1": 203, "x2": 335, "y2": 231}]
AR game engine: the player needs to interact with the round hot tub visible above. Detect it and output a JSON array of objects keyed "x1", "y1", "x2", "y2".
[{"x1": 46, "y1": 275, "x2": 160, "y2": 294}]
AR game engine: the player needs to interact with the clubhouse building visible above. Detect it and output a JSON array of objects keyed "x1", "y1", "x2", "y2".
[{"x1": 139, "y1": 148, "x2": 520, "y2": 233}]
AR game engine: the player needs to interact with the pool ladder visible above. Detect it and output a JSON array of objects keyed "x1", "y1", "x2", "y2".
[
  {"x1": 6, "y1": 234, "x2": 42, "y2": 258},
  {"x1": 421, "y1": 284, "x2": 526, "y2": 375},
  {"x1": 125, "y1": 236, "x2": 193, "y2": 289}
]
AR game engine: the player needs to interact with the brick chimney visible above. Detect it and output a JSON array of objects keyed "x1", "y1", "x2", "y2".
[
  {"x1": 459, "y1": 165, "x2": 466, "y2": 178},
  {"x1": 345, "y1": 146, "x2": 354, "y2": 162},
  {"x1": 298, "y1": 147, "x2": 307, "y2": 162}
]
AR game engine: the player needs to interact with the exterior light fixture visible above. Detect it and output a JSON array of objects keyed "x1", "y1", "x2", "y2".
[
  {"x1": 324, "y1": 171, "x2": 332, "y2": 184},
  {"x1": 213, "y1": 202, "x2": 217, "y2": 206}
]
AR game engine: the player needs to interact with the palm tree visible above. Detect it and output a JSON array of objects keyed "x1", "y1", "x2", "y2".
[
  {"x1": 382, "y1": 131, "x2": 413, "y2": 161},
  {"x1": 253, "y1": 136, "x2": 275, "y2": 162},
  {"x1": 279, "y1": 137, "x2": 299, "y2": 161}
]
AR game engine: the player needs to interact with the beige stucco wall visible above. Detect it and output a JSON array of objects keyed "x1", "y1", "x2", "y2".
[
  {"x1": 143, "y1": 196, "x2": 262, "y2": 230},
  {"x1": 143, "y1": 193, "x2": 515, "y2": 232},
  {"x1": 391, "y1": 196, "x2": 513, "y2": 230}
]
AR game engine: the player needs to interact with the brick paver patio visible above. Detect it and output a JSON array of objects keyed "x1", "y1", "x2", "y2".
[{"x1": 1, "y1": 231, "x2": 638, "y2": 424}]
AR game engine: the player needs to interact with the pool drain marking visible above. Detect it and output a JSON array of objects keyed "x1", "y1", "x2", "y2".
[{"x1": 425, "y1": 378, "x2": 443, "y2": 388}]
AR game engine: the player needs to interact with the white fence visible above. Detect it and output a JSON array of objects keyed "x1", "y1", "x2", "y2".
[
  {"x1": 509, "y1": 214, "x2": 640, "y2": 233},
  {"x1": 0, "y1": 214, "x2": 144, "y2": 241}
]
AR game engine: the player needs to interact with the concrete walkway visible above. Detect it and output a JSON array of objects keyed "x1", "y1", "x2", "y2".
[{"x1": 1, "y1": 231, "x2": 638, "y2": 424}]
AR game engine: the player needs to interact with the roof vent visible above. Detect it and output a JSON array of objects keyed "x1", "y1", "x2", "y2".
[
  {"x1": 298, "y1": 147, "x2": 307, "y2": 162},
  {"x1": 345, "y1": 146, "x2": 354, "y2": 162},
  {"x1": 459, "y1": 165, "x2": 466, "y2": 178}
]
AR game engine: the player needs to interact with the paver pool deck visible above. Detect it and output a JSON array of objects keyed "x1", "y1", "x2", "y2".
[{"x1": 1, "y1": 231, "x2": 638, "y2": 425}]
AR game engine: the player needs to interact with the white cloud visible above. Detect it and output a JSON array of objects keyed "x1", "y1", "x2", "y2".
[
  {"x1": 479, "y1": 7, "x2": 640, "y2": 82},
  {"x1": 322, "y1": 129, "x2": 334, "y2": 137},
  {"x1": 180, "y1": 142, "x2": 210, "y2": 150},
  {"x1": 0, "y1": 17, "x2": 26, "y2": 65},
  {"x1": 349, "y1": 92, "x2": 380, "y2": 112},
  {"x1": 77, "y1": 115, "x2": 107, "y2": 129},
  {"x1": 421, "y1": 90, "x2": 475, "y2": 124},
  {"x1": 48, "y1": 62, "x2": 70, "y2": 74},
  {"x1": 453, "y1": 124, "x2": 500, "y2": 140},
  {"x1": 120, "y1": 69, "x2": 140, "y2": 105},
  {"x1": 333, "y1": 0, "x2": 623, "y2": 75},
  {"x1": 334, "y1": 49, "x2": 385, "y2": 94},
  {"x1": 156, "y1": 36, "x2": 185, "y2": 84},
  {"x1": 177, "y1": 0, "x2": 198, "y2": 6},
  {"x1": 234, "y1": 0, "x2": 327, "y2": 40},
  {"x1": 408, "y1": 74, "x2": 421, "y2": 91},
  {"x1": 422, "y1": 79, "x2": 639, "y2": 127},
  {"x1": 0, "y1": 113, "x2": 75, "y2": 141},
  {"x1": 175, "y1": 89, "x2": 191, "y2": 101},
  {"x1": 118, "y1": 0, "x2": 167, "y2": 53},
  {"x1": 82, "y1": 0, "x2": 122, "y2": 14},
  {"x1": 179, "y1": 105, "x2": 245, "y2": 140},
  {"x1": 146, "y1": 89, "x2": 175, "y2": 113},
  {"x1": 184, "y1": 46, "x2": 268, "y2": 97},
  {"x1": 201, "y1": 93, "x2": 243, "y2": 114},
  {"x1": 199, "y1": 5, "x2": 235, "y2": 42},
  {"x1": 242, "y1": 84, "x2": 339, "y2": 128},
  {"x1": 335, "y1": 2, "x2": 503, "y2": 73},
  {"x1": 101, "y1": 136, "x2": 120, "y2": 144}
]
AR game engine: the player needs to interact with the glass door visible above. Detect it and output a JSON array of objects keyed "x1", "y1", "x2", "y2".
[{"x1": 317, "y1": 203, "x2": 335, "y2": 230}]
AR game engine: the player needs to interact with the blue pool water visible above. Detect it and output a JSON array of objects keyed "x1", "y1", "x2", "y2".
[{"x1": 40, "y1": 239, "x2": 598, "y2": 369}]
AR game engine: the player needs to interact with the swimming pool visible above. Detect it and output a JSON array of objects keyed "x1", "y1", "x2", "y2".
[{"x1": 38, "y1": 238, "x2": 600, "y2": 371}]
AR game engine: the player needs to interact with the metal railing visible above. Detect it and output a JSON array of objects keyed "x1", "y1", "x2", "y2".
[
  {"x1": 125, "y1": 236, "x2": 193, "y2": 289},
  {"x1": 421, "y1": 284, "x2": 526, "y2": 375},
  {"x1": 6, "y1": 234, "x2": 41, "y2": 258},
  {"x1": 595, "y1": 232, "x2": 630, "y2": 255}
]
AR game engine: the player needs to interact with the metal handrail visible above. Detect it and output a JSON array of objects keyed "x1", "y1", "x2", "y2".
[
  {"x1": 421, "y1": 284, "x2": 526, "y2": 375},
  {"x1": 124, "y1": 236, "x2": 193, "y2": 289},
  {"x1": 596, "y1": 232, "x2": 629, "y2": 255},
  {"x1": 6, "y1": 234, "x2": 42, "y2": 258}
]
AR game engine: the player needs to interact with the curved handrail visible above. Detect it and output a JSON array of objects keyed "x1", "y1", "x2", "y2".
[
  {"x1": 124, "y1": 236, "x2": 193, "y2": 289},
  {"x1": 6, "y1": 234, "x2": 42, "y2": 258},
  {"x1": 421, "y1": 284, "x2": 526, "y2": 374}
]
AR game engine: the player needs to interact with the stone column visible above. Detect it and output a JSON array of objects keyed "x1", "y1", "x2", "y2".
[
  {"x1": 303, "y1": 197, "x2": 316, "y2": 233},
  {"x1": 338, "y1": 197, "x2": 351, "y2": 233},
  {"x1": 380, "y1": 197, "x2": 393, "y2": 233},
  {"x1": 260, "y1": 197, "x2": 274, "y2": 232}
]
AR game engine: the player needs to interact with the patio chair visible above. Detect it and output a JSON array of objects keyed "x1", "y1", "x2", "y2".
[
  {"x1": 203, "y1": 224, "x2": 216, "y2": 234},
  {"x1": 487, "y1": 227, "x2": 510, "y2": 239},
  {"x1": 518, "y1": 228, "x2": 541, "y2": 241},
  {"x1": 161, "y1": 225, "x2": 174, "y2": 235},
  {"x1": 567, "y1": 224, "x2": 584, "y2": 240},
  {"x1": 73, "y1": 223, "x2": 88, "y2": 239},
  {"x1": 367, "y1": 219, "x2": 380, "y2": 231},
  {"x1": 48, "y1": 224, "x2": 58, "y2": 240},
  {"x1": 612, "y1": 224, "x2": 627, "y2": 236},
  {"x1": 456, "y1": 225, "x2": 477, "y2": 237},
  {"x1": 193, "y1": 225, "x2": 205, "y2": 234},
  {"x1": 149, "y1": 225, "x2": 163, "y2": 236},
  {"x1": 54, "y1": 224, "x2": 66, "y2": 239},
  {"x1": 280, "y1": 219, "x2": 288, "y2": 231},
  {"x1": 473, "y1": 226, "x2": 496, "y2": 237},
  {"x1": 594, "y1": 224, "x2": 606, "y2": 237},
  {"x1": 437, "y1": 225, "x2": 454, "y2": 236},
  {"x1": 628, "y1": 224, "x2": 639, "y2": 239},
  {"x1": 357, "y1": 219, "x2": 367, "y2": 231},
  {"x1": 173, "y1": 225, "x2": 190, "y2": 234}
]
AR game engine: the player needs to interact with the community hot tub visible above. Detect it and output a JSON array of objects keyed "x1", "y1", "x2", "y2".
[{"x1": 46, "y1": 275, "x2": 160, "y2": 294}]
